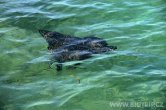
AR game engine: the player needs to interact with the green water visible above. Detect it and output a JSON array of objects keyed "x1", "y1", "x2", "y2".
[{"x1": 0, "y1": 0, "x2": 166, "y2": 110}]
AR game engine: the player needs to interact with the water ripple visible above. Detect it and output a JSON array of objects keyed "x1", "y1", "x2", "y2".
[{"x1": 0, "y1": 0, "x2": 165, "y2": 109}]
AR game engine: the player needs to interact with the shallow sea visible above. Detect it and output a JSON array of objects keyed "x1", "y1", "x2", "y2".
[{"x1": 0, "y1": 0, "x2": 166, "y2": 110}]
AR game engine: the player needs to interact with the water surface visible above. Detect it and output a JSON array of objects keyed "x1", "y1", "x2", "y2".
[{"x1": 0, "y1": 0, "x2": 166, "y2": 110}]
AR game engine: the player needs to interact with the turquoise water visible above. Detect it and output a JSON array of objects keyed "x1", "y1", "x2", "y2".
[{"x1": 0, "y1": 0, "x2": 166, "y2": 110}]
